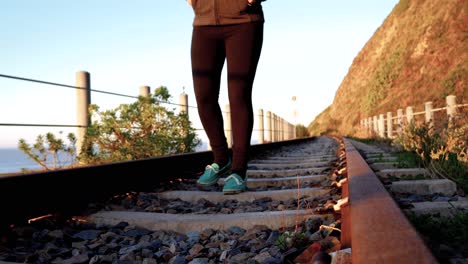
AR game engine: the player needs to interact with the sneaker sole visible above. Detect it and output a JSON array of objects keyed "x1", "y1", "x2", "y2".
[
  {"x1": 223, "y1": 189, "x2": 246, "y2": 195},
  {"x1": 196, "y1": 180, "x2": 218, "y2": 186}
]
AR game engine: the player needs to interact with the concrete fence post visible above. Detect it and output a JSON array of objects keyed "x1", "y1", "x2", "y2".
[
  {"x1": 276, "y1": 115, "x2": 280, "y2": 141},
  {"x1": 283, "y1": 118, "x2": 287, "y2": 140},
  {"x1": 373, "y1": 116, "x2": 378, "y2": 134},
  {"x1": 179, "y1": 91, "x2": 189, "y2": 115},
  {"x1": 278, "y1": 117, "x2": 282, "y2": 141},
  {"x1": 397, "y1": 109, "x2": 404, "y2": 134},
  {"x1": 271, "y1": 113, "x2": 275, "y2": 142},
  {"x1": 378, "y1": 114, "x2": 385, "y2": 138},
  {"x1": 76, "y1": 71, "x2": 91, "y2": 157},
  {"x1": 269, "y1": 113, "x2": 273, "y2": 142},
  {"x1": 275, "y1": 114, "x2": 279, "y2": 142},
  {"x1": 293, "y1": 120, "x2": 296, "y2": 139},
  {"x1": 446, "y1": 95, "x2": 457, "y2": 119},
  {"x1": 367, "y1": 117, "x2": 373, "y2": 134},
  {"x1": 281, "y1": 118, "x2": 285, "y2": 141},
  {"x1": 289, "y1": 123, "x2": 293, "y2": 139},
  {"x1": 258, "y1": 109, "x2": 264, "y2": 144},
  {"x1": 280, "y1": 117, "x2": 284, "y2": 141},
  {"x1": 277, "y1": 115, "x2": 279, "y2": 141},
  {"x1": 139, "y1": 86, "x2": 150, "y2": 97},
  {"x1": 266, "y1": 111, "x2": 272, "y2": 143},
  {"x1": 281, "y1": 117, "x2": 284, "y2": 141},
  {"x1": 424, "y1": 101, "x2": 434, "y2": 127},
  {"x1": 387, "y1": 112, "x2": 393, "y2": 138},
  {"x1": 224, "y1": 104, "x2": 232, "y2": 148},
  {"x1": 291, "y1": 122, "x2": 294, "y2": 139},
  {"x1": 406, "y1": 106, "x2": 414, "y2": 124}
]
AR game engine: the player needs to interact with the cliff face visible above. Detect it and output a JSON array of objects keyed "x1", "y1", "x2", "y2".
[{"x1": 308, "y1": 0, "x2": 467, "y2": 137}]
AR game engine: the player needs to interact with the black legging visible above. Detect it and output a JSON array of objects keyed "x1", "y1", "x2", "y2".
[{"x1": 191, "y1": 21, "x2": 264, "y2": 178}]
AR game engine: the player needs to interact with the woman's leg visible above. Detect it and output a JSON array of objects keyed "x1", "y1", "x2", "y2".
[
  {"x1": 191, "y1": 26, "x2": 230, "y2": 166},
  {"x1": 224, "y1": 22, "x2": 264, "y2": 178}
]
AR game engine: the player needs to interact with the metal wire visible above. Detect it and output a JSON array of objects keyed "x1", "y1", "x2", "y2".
[{"x1": 0, "y1": 73, "x2": 294, "y2": 136}]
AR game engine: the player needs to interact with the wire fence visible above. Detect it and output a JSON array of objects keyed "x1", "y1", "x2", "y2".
[{"x1": 0, "y1": 71, "x2": 296, "y2": 153}]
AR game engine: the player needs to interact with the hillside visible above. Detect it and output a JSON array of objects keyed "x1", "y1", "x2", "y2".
[{"x1": 308, "y1": 0, "x2": 467, "y2": 137}]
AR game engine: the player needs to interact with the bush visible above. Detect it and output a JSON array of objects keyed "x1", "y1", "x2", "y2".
[
  {"x1": 79, "y1": 86, "x2": 201, "y2": 164},
  {"x1": 18, "y1": 132, "x2": 77, "y2": 171},
  {"x1": 393, "y1": 109, "x2": 467, "y2": 191}
]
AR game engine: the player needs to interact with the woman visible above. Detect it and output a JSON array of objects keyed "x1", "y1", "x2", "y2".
[{"x1": 187, "y1": 0, "x2": 265, "y2": 194}]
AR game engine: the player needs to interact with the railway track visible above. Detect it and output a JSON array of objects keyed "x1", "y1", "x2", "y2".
[
  {"x1": 0, "y1": 136, "x2": 439, "y2": 263},
  {"x1": 0, "y1": 136, "x2": 346, "y2": 264}
]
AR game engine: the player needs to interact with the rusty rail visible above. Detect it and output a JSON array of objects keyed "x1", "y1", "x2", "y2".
[{"x1": 342, "y1": 138, "x2": 438, "y2": 263}]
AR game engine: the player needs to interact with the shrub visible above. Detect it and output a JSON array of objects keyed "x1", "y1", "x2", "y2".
[
  {"x1": 393, "y1": 109, "x2": 467, "y2": 191},
  {"x1": 18, "y1": 132, "x2": 77, "y2": 171},
  {"x1": 79, "y1": 86, "x2": 200, "y2": 164}
]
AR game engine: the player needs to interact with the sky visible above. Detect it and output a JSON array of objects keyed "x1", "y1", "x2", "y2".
[{"x1": 0, "y1": 0, "x2": 399, "y2": 149}]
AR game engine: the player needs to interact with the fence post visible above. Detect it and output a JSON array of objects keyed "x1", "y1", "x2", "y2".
[
  {"x1": 179, "y1": 90, "x2": 188, "y2": 115},
  {"x1": 266, "y1": 111, "x2": 272, "y2": 143},
  {"x1": 387, "y1": 112, "x2": 393, "y2": 138},
  {"x1": 373, "y1": 116, "x2": 378, "y2": 134},
  {"x1": 76, "y1": 71, "x2": 91, "y2": 157},
  {"x1": 277, "y1": 115, "x2": 280, "y2": 141},
  {"x1": 281, "y1": 116, "x2": 284, "y2": 140},
  {"x1": 406, "y1": 106, "x2": 414, "y2": 124},
  {"x1": 367, "y1": 117, "x2": 373, "y2": 134},
  {"x1": 293, "y1": 119, "x2": 297, "y2": 139},
  {"x1": 276, "y1": 115, "x2": 280, "y2": 141},
  {"x1": 291, "y1": 122, "x2": 295, "y2": 139},
  {"x1": 289, "y1": 123, "x2": 293, "y2": 139},
  {"x1": 283, "y1": 118, "x2": 287, "y2": 140},
  {"x1": 258, "y1": 109, "x2": 264, "y2": 144},
  {"x1": 378, "y1": 114, "x2": 385, "y2": 138},
  {"x1": 280, "y1": 117, "x2": 284, "y2": 140},
  {"x1": 275, "y1": 114, "x2": 279, "y2": 142},
  {"x1": 397, "y1": 109, "x2": 404, "y2": 134},
  {"x1": 269, "y1": 113, "x2": 273, "y2": 142},
  {"x1": 446, "y1": 95, "x2": 457, "y2": 119},
  {"x1": 278, "y1": 117, "x2": 282, "y2": 141},
  {"x1": 139, "y1": 86, "x2": 150, "y2": 97},
  {"x1": 424, "y1": 101, "x2": 433, "y2": 126},
  {"x1": 284, "y1": 118, "x2": 288, "y2": 140},
  {"x1": 224, "y1": 104, "x2": 232, "y2": 148},
  {"x1": 271, "y1": 113, "x2": 275, "y2": 142}
]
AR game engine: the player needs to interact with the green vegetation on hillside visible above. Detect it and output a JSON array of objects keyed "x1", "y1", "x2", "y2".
[
  {"x1": 364, "y1": 50, "x2": 403, "y2": 115},
  {"x1": 308, "y1": 0, "x2": 467, "y2": 137}
]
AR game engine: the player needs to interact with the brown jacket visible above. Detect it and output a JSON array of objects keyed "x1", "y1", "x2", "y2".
[{"x1": 190, "y1": 0, "x2": 265, "y2": 26}]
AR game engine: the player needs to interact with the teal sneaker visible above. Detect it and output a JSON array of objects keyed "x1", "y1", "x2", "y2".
[
  {"x1": 197, "y1": 160, "x2": 231, "y2": 186},
  {"x1": 222, "y1": 173, "x2": 247, "y2": 194}
]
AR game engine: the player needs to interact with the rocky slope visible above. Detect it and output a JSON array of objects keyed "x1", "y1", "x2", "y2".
[{"x1": 309, "y1": 0, "x2": 467, "y2": 137}]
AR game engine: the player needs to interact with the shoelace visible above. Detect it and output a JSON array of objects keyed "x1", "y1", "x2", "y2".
[
  {"x1": 225, "y1": 174, "x2": 242, "y2": 185},
  {"x1": 205, "y1": 164, "x2": 219, "y2": 173}
]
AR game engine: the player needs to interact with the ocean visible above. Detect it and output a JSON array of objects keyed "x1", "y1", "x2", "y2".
[
  {"x1": 0, "y1": 148, "x2": 50, "y2": 174},
  {"x1": 0, "y1": 141, "x2": 211, "y2": 175}
]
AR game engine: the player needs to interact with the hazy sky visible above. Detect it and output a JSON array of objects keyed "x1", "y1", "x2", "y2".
[{"x1": 0, "y1": 0, "x2": 399, "y2": 148}]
